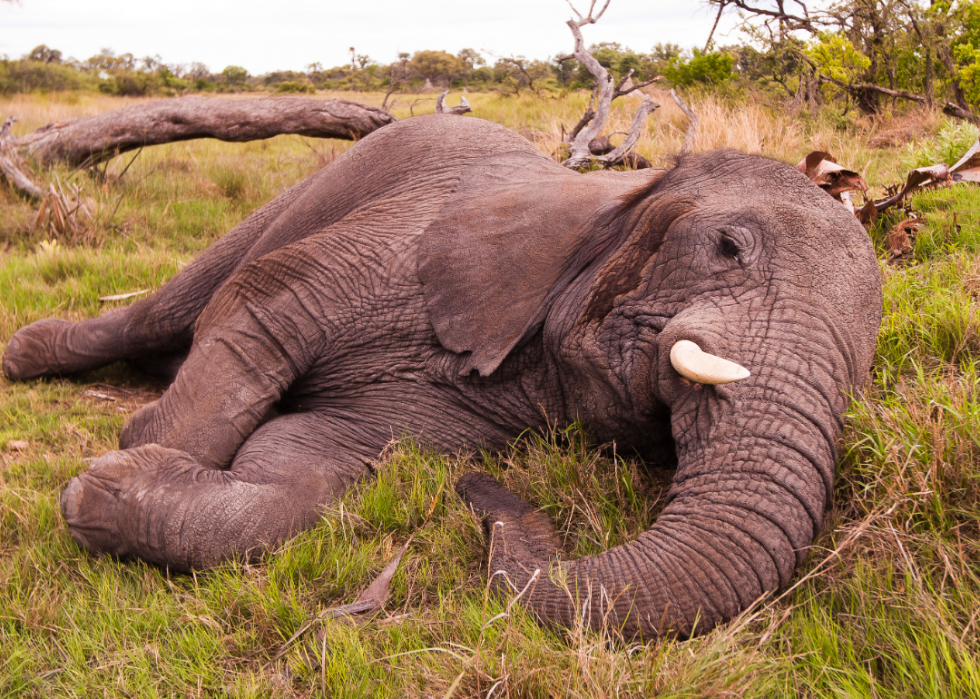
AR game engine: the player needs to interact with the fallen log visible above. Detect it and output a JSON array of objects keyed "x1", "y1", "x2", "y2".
[
  {"x1": 9, "y1": 96, "x2": 397, "y2": 168},
  {"x1": 0, "y1": 116, "x2": 44, "y2": 201}
]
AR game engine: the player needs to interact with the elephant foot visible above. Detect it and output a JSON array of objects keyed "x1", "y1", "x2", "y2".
[
  {"x1": 60, "y1": 445, "x2": 194, "y2": 561},
  {"x1": 2, "y1": 318, "x2": 75, "y2": 380}
]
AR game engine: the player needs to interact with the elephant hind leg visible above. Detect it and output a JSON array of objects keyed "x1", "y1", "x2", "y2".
[
  {"x1": 3, "y1": 174, "x2": 321, "y2": 383},
  {"x1": 61, "y1": 412, "x2": 373, "y2": 571},
  {"x1": 2, "y1": 313, "x2": 132, "y2": 381}
]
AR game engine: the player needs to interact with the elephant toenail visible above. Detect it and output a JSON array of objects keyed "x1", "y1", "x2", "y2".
[{"x1": 60, "y1": 477, "x2": 84, "y2": 523}]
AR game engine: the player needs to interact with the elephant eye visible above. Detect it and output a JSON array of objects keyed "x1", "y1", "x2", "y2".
[{"x1": 718, "y1": 233, "x2": 742, "y2": 262}]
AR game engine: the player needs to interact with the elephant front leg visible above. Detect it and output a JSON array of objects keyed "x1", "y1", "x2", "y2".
[
  {"x1": 116, "y1": 270, "x2": 327, "y2": 469},
  {"x1": 61, "y1": 413, "x2": 372, "y2": 570}
]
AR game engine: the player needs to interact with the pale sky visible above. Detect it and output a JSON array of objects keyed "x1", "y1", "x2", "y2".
[{"x1": 0, "y1": 0, "x2": 741, "y2": 75}]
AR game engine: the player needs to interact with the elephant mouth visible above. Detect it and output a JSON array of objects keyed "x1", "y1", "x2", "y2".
[{"x1": 630, "y1": 312, "x2": 674, "y2": 333}]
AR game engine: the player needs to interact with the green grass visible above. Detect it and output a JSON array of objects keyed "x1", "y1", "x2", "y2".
[{"x1": 1, "y1": 93, "x2": 980, "y2": 697}]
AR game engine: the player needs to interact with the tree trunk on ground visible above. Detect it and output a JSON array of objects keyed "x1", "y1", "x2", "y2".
[
  {"x1": 9, "y1": 96, "x2": 397, "y2": 168},
  {"x1": 0, "y1": 151, "x2": 43, "y2": 200}
]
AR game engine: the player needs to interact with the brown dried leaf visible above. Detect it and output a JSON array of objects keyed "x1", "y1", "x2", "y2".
[
  {"x1": 6, "y1": 440, "x2": 29, "y2": 452},
  {"x1": 269, "y1": 538, "x2": 412, "y2": 663},
  {"x1": 355, "y1": 539, "x2": 411, "y2": 606},
  {"x1": 886, "y1": 218, "x2": 920, "y2": 261},
  {"x1": 950, "y1": 137, "x2": 980, "y2": 183},
  {"x1": 857, "y1": 200, "x2": 878, "y2": 227},
  {"x1": 796, "y1": 151, "x2": 868, "y2": 201}
]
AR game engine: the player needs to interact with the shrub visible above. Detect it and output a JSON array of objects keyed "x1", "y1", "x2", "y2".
[
  {"x1": 99, "y1": 72, "x2": 151, "y2": 96},
  {"x1": 274, "y1": 81, "x2": 314, "y2": 94},
  {"x1": 0, "y1": 59, "x2": 95, "y2": 94},
  {"x1": 902, "y1": 119, "x2": 980, "y2": 170},
  {"x1": 663, "y1": 50, "x2": 735, "y2": 87}
]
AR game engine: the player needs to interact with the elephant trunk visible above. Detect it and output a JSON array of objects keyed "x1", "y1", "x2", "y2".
[{"x1": 459, "y1": 362, "x2": 842, "y2": 638}]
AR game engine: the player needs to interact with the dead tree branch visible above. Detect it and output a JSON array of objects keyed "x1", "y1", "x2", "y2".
[
  {"x1": 0, "y1": 117, "x2": 44, "y2": 201},
  {"x1": 588, "y1": 96, "x2": 660, "y2": 167},
  {"x1": 670, "y1": 89, "x2": 699, "y2": 155},
  {"x1": 707, "y1": 0, "x2": 825, "y2": 35},
  {"x1": 9, "y1": 96, "x2": 397, "y2": 168},
  {"x1": 704, "y1": 0, "x2": 728, "y2": 52},
  {"x1": 565, "y1": 81, "x2": 603, "y2": 145},
  {"x1": 818, "y1": 74, "x2": 979, "y2": 125},
  {"x1": 435, "y1": 91, "x2": 472, "y2": 115},
  {"x1": 563, "y1": 18, "x2": 614, "y2": 165},
  {"x1": 561, "y1": 1, "x2": 658, "y2": 169},
  {"x1": 565, "y1": 71, "x2": 661, "y2": 146}
]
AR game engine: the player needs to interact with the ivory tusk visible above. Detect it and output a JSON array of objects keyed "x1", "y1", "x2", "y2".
[{"x1": 670, "y1": 339, "x2": 750, "y2": 385}]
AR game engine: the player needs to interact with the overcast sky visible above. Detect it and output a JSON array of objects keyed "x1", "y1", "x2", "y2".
[{"x1": 0, "y1": 0, "x2": 742, "y2": 75}]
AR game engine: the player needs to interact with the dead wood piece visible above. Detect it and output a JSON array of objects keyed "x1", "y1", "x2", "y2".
[
  {"x1": 874, "y1": 163, "x2": 949, "y2": 213},
  {"x1": 560, "y1": 2, "x2": 658, "y2": 170},
  {"x1": 588, "y1": 134, "x2": 652, "y2": 169},
  {"x1": 435, "y1": 91, "x2": 472, "y2": 116},
  {"x1": 864, "y1": 137, "x2": 980, "y2": 218},
  {"x1": 0, "y1": 116, "x2": 44, "y2": 201},
  {"x1": 0, "y1": 152, "x2": 44, "y2": 201},
  {"x1": 950, "y1": 137, "x2": 980, "y2": 183},
  {"x1": 10, "y1": 97, "x2": 397, "y2": 168},
  {"x1": 670, "y1": 89, "x2": 699, "y2": 156},
  {"x1": 817, "y1": 74, "x2": 979, "y2": 126}
]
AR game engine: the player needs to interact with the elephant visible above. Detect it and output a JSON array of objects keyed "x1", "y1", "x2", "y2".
[{"x1": 2, "y1": 114, "x2": 882, "y2": 639}]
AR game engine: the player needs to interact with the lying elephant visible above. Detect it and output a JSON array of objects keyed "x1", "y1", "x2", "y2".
[{"x1": 3, "y1": 115, "x2": 882, "y2": 638}]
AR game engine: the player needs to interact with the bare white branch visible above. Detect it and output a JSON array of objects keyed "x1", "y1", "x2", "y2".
[
  {"x1": 565, "y1": 0, "x2": 611, "y2": 27},
  {"x1": 592, "y1": 95, "x2": 659, "y2": 166},
  {"x1": 670, "y1": 89, "x2": 699, "y2": 155},
  {"x1": 435, "y1": 91, "x2": 472, "y2": 116},
  {"x1": 560, "y1": 1, "x2": 659, "y2": 169},
  {"x1": 0, "y1": 115, "x2": 43, "y2": 201},
  {"x1": 563, "y1": 18, "x2": 615, "y2": 166}
]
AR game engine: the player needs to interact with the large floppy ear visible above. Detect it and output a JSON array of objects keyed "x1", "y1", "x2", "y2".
[{"x1": 419, "y1": 151, "x2": 648, "y2": 376}]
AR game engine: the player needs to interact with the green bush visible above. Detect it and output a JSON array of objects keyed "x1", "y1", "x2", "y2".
[
  {"x1": 273, "y1": 81, "x2": 314, "y2": 94},
  {"x1": 98, "y1": 72, "x2": 152, "y2": 96},
  {"x1": 902, "y1": 119, "x2": 980, "y2": 170},
  {"x1": 662, "y1": 50, "x2": 734, "y2": 87},
  {"x1": 0, "y1": 59, "x2": 95, "y2": 94}
]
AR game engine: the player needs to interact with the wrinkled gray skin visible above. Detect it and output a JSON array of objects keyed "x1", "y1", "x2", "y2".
[{"x1": 3, "y1": 115, "x2": 882, "y2": 638}]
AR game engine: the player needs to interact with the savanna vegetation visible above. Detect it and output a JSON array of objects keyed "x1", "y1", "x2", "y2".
[{"x1": 2, "y1": 1, "x2": 980, "y2": 696}]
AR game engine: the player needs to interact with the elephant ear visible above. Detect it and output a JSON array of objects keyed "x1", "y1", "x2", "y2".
[{"x1": 419, "y1": 151, "x2": 636, "y2": 376}]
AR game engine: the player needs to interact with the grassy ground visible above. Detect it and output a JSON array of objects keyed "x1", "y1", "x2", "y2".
[{"x1": 1, "y1": 90, "x2": 979, "y2": 697}]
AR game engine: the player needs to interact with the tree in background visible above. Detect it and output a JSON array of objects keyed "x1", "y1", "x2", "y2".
[
  {"x1": 27, "y1": 45, "x2": 62, "y2": 64},
  {"x1": 410, "y1": 50, "x2": 463, "y2": 89},
  {"x1": 706, "y1": 0, "x2": 980, "y2": 123}
]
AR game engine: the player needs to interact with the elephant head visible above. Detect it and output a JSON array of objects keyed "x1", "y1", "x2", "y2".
[{"x1": 429, "y1": 147, "x2": 882, "y2": 638}]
